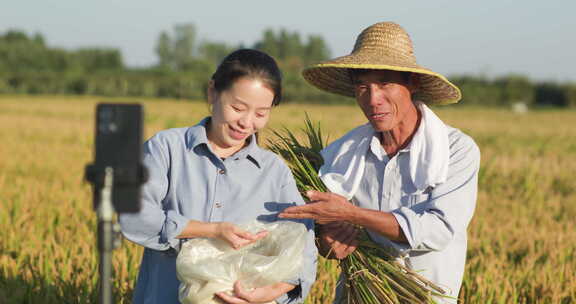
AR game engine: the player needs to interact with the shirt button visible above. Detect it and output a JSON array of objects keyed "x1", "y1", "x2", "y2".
[
  {"x1": 215, "y1": 202, "x2": 222, "y2": 208},
  {"x1": 219, "y1": 169, "x2": 225, "y2": 174}
]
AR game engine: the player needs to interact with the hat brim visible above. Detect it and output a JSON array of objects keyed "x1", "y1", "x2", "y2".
[{"x1": 302, "y1": 62, "x2": 462, "y2": 105}]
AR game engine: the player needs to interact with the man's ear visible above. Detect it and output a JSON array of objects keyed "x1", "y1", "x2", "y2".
[{"x1": 408, "y1": 73, "x2": 420, "y2": 94}]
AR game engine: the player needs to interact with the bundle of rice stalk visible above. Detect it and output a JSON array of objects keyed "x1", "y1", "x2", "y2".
[{"x1": 267, "y1": 115, "x2": 447, "y2": 304}]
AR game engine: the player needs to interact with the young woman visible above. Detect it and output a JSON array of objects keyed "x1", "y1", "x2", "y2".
[{"x1": 119, "y1": 49, "x2": 317, "y2": 304}]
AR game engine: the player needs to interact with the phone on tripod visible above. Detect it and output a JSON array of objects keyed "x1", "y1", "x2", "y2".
[
  {"x1": 84, "y1": 103, "x2": 147, "y2": 304},
  {"x1": 87, "y1": 103, "x2": 145, "y2": 213}
]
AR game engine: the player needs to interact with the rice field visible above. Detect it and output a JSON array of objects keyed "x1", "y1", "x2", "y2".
[{"x1": 0, "y1": 95, "x2": 575, "y2": 303}]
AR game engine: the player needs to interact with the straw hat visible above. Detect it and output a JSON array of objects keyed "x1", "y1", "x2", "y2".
[{"x1": 302, "y1": 22, "x2": 461, "y2": 105}]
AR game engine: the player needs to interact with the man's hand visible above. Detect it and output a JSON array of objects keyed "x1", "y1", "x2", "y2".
[
  {"x1": 214, "y1": 222, "x2": 268, "y2": 250},
  {"x1": 215, "y1": 281, "x2": 294, "y2": 304},
  {"x1": 278, "y1": 190, "x2": 357, "y2": 224},
  {"x1": 319, "y1": 222, "x2": 358, "y2": 259}
]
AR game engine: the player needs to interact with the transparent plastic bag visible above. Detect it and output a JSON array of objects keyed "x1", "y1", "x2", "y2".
[{"x1": 176, "y1": 220, "x2": 307, "y2": 304}]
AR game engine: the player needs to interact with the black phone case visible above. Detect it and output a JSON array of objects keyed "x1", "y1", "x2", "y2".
[{"x1": 93, "y1": 103, "x2": 143, "y2": 213}]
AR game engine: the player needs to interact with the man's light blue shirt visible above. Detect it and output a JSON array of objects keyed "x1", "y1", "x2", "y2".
[
  {"x1": 119, "y1": 118, "x2": 317, "y2": 304},
  {"x1": 350, "y1": 125, "x2": 480, "y2": 303}
]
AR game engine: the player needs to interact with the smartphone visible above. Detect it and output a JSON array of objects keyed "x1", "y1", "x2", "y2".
[{"x1": 90, "y1": 103, "x2": 144, "y2": 213}]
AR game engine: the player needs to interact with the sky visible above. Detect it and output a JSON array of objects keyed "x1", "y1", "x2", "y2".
[{"x1": 2, "y1": 0, "x2": 575, "y2": 82}]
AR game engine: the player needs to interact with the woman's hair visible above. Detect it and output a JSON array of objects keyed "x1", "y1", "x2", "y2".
[{"x1": 211, "y1": 49, "x2": 282, "y2": 106}]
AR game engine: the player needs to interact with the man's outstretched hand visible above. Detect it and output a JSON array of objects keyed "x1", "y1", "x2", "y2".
[{"x1": 278, "y1": 190, "x2": 357, "y2": 224}]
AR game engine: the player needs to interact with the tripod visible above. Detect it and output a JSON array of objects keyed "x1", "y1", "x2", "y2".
[
  {"x1": 96, "y1": 167, "x2": 119, "y2": 304},
  {"x1": 86, "y1": 103, "x2": 146, "y2": 303}
]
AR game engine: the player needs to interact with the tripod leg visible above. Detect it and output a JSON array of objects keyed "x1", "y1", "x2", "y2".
[
  {"x1": 97, "y1": 167, "x2": 115, "y2": 304},
  {"x1": 98, "y1": 220, "x2": 114, "y2": 304}
]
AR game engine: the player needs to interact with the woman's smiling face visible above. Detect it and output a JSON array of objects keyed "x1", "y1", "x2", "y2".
[{"x1": 207, "y1": 76, "x2": 274, "y2": 156}]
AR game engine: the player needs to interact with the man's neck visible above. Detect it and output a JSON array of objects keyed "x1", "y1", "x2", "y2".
[{"x1": 380, "y1": 107, "x2": 421, "y2": 157}]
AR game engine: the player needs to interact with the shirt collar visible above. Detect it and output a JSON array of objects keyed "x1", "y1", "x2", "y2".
[
  {"x1": 368, "y1": 132, "x2": 387, "y2": 162},
  {"x1": 185, "y1": 117, "x2": 262, "y2": 168}
]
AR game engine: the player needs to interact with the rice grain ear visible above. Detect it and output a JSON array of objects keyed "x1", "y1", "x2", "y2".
[{"x1": 267, "y1": 115, "x2": 447, "y2": 304}]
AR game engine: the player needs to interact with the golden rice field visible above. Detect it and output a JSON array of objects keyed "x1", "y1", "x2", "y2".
[{"x1": 1, "y1": 95, "x2": 575, "y2": 303}]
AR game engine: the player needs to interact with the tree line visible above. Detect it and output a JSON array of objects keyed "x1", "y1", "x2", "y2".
[{"x1": 0, "y1": 25, "x2": 574, "y2": 107}]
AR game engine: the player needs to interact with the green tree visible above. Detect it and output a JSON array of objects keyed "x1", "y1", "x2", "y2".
[
  {"x1": 198, "y1": 40, "x2": 234, "y2": 66},
  {"x1": 74, "y1": 49, "x2": 123, "y2": 71},
  {"x1": 535, "y1": 83, "x2": 568, "y2": 107},
  {"x1": 155, "y1": 31, "x2": 173, "y2": 69},
  {"x1": 496, "y1": 74, "x2": 534, "y2": 106},
  {"x1": 173, "y1": 24, "x2": 196, "y2": 71},
  {"x1": 253, "y1": 29, "x2": 280, "y2": 59},
  {"x1": 304, "y1": 35, "x2": 330, "y2": 64},
  {"x1": 277, "y1": 29, "x2": 303, "y2": 60},
  {"x1": 253, "y1": 28, "x2": 329, "y2": 65},
  {"x1": 564, "y1": 83, "x2": 576, "y2": 108}
]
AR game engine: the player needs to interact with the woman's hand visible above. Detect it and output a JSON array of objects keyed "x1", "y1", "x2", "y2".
[
  {"x1": 216, "y1": 281, "x2": 295, "y2": 304},
  {"x1": 213, "y1": 222, "x2": 268, "y2": 250},
  {"x1": 177, "y1": 221, "x2": 267, "y2": 250}
]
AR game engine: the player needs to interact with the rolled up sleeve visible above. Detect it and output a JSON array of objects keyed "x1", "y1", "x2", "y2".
[
  {"x1": 392, "y1": 134, "x2": 480, "y2": 252},
  {"x1": 119, "y1": 135, "x2": 188, "y2": 251}
]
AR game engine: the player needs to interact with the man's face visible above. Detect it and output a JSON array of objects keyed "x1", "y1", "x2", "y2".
[{"x1": 353, "y1": 70, "x2": 417, "y2": 132}]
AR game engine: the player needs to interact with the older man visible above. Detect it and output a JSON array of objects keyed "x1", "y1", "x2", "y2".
[{"x1": 279, "y1": 22, "x2": 480, "y2": 303}]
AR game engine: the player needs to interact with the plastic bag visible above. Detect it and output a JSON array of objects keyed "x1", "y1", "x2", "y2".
[{"x1": 176, "y1": 220, "x2": 307, "y2": 304}]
